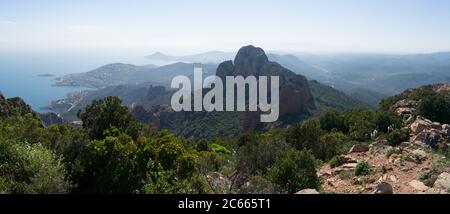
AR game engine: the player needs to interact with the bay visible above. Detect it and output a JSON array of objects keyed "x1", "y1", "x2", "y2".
[{"x1": 0, "y1": 51, "x2": 153, "y2": 112}]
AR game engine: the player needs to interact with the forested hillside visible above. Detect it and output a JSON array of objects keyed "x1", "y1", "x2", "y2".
[{"x1": 2, "y1": 83, "x2": 449, "y2": 194}]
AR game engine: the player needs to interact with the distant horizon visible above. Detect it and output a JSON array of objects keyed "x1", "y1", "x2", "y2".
[
  {"x1": 3, "y1": 46, "x2": 450, "y2": 59},
  {"x1": 147, "y1": 49, "x2": 450, "y2": 57}
]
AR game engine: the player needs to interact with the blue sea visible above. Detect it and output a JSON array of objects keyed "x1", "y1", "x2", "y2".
[{"x1": 0, "y1": 51, "x2": 153, "y2": 112}]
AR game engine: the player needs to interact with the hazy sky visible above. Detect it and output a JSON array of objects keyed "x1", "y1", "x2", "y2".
[{"x1": 1, "y1": 0, "x2": 450, "y2": 54}]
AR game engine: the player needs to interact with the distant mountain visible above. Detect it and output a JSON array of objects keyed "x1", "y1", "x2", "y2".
[
  {"x1": 55, "y1": 63, "x2": 142, "y2": 88},
  {"x1": 144, "y1": 51, "x2": 450, "y2": 96},
  {"x1": 308, "y1": 80, "x2": 370, "y2": 111},
  {"x1": 54, "y1": 62, "x2": 218, "y2": 88},
  {"x1": 266, "y1": 53, "x2": 329, "y2": 81},
  {"x1": 48, "y1": 46, "x2": 370, "y2": 139},
  {"x1": 297, "y1": 52, "x2": 450, "y2": 95},
  {"x1": 146, "y1": 51, "x2": 235, "y2": 64},
  {"x1": 60, "y1": 50, "x2": 450, "y2": 100},
  {"x1": 346, "y1": 88, "x2": 388, "y2": 108},
  {"x1": 146, "y1": 51, "x2": 331, "y2": 82},
  {"x1": 44, "y1": 83, "x2": 173, "y2": 121}
]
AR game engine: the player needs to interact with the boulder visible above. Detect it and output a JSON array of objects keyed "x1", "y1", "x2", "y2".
[
  {"x1": 412, "y1": 130, "x2": 443, "y2": 148},
  {"x1": 431, "y1": 122, "x2": 442, "y2": 130},
  {"x1": 433, "y1": 172, "x2": 450, "y2": 192},
  {"x1": 339, "y1": 155, "x2": 358, "y2": 164},
  {"x1": 372, "y1": 181, "x2": 394, "y2": 194},
  {"x1": 296, "y1": 189, "x2": 319, "y2": 194},
  {"x1": 341, "y1": 163, "x2": 358, "y2": 169},
  {"x1": 349, "y1": 144, "x2": 369, "y2": 153},
  {"x1": 408, "y1": 180, "x2": 429, "y2": 192},
  {"x1": 389, "y1": 175, "x2": 398, "y2": 183},
  {"x1": 410, "y1": 117, "x2": 432, "y2": 135},
  {"x1": 400, "y1": 142, "x2": 412, "y2": 148},
  {"x1": 442, "y1": 124, "x2": 450, "y2": 137}
]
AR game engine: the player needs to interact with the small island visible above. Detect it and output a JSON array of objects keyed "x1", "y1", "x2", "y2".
[{"x1": 37, "y1": 73, "x2": 55, "y2": 77}]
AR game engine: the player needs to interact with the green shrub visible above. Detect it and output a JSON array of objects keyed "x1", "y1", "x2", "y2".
[
  {"x1": 0, "y1": 141, "x2": 71, "y2": 193},
  {"x1": 374, "y1": 111, "x2": 402, "y2": 133},
  {"x1": 195, "y1": 139, "x2": 210, "y2": 152},
  {"x1": 329, "y1": 156, "x2": 342, "y2": 168},
  {"x1": 77, "y1": 96, "x2": 140, "y2": 140},
  {"x1": 354, "y1": 161, "x2": 370, "y2": 176},
  {"x1": 417, "y1": 94, "x2": 450, "y2": 124},
  {"x1": 287, "y1": 119, "x2": 344, "y2": 161},
  {"x1": 387, "y1": 128, "x2": 409, "y2": 146},
  {"x1": 317, "y1": 131, "x2": 345, "y2": 161},
  {"x1": 319, "y1": 109, "x2": 348, "y2": 133},
  {"x1": 211, "y1": 144, "x2": 231, "y2": 155},
  {"x1": 236, "y1": 132, "x2": 289, "y2": 176},
  {"x1": 343, "y1": 109, "x2": 377, "y2": 142},
  {"x1": 270, "y1": 149, "x2": 320, "y2": 194},
  {"x1": 286, "y1": 119, "x2": 324, "y2": 152}
]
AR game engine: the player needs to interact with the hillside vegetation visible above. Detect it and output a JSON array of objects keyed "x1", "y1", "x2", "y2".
[{"x1": 2, "y1": 83, "x2": 448, "y2": 194}]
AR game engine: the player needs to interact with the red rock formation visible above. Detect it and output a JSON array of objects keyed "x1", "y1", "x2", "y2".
[{"x1": 216, "y1": 45, "x2": 314, "y2": 130}]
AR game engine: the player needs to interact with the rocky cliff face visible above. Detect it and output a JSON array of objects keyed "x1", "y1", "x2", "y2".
[
  {"x1": 0, "y1": 93, "x2": 34, "y2": 117},
  {"x1": 39, "y1": 112, "x2": 64, "y2": 127},
  {"x1": 216, "y1": 45, "x2": 315, "y2": 130}
]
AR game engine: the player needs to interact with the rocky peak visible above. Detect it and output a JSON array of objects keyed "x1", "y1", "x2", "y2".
[
  {"x1": 215, "y1": 45, "x2": 315, "y2": 130},
  {"x1": 233, "y1": 45, "x2": 269, "y2": 76}
]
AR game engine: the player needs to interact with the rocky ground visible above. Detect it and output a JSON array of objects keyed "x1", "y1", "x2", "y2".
[
  {"x1": 318, "y1": 142, "x2": 448, "y2": 194},
  {"x1": 311, "y1": 85, "x2": 450, "y2": 194}
]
